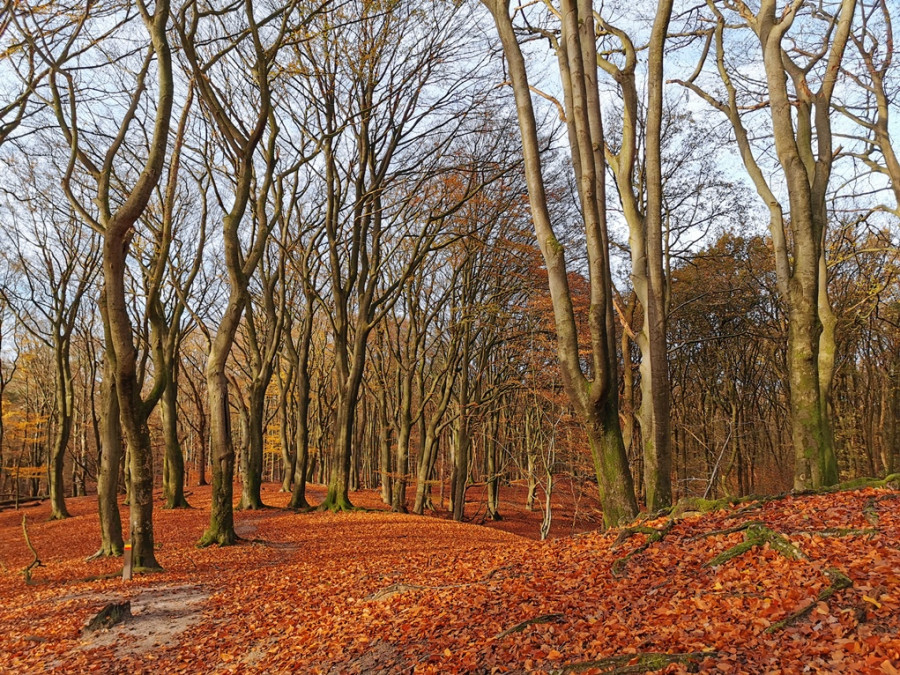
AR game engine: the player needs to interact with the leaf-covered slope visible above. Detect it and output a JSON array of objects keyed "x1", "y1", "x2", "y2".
[{"x1": 0, "y1": 485, "x2": 898, "y2": 674}]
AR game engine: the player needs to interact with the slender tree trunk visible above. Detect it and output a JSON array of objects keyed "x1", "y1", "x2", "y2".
[
  {"x1": 94, "y1": 353, "x2": 124, "y2": 557},
  {"x1": 888, "y1": 343, "x2": 900, "y2": 473},
  {"x1": 484, "y1": 0, "x2": 638, "y2": 527},
  {"x1": 288, "y1": 315, "x2": 313, "y2": 509},
  {"x1": 391, "y1": 369, "x2": 413, "y2": 513},
  {"x1": 49, "y1": 339, "x2": 72, "y2": 520},
  {"x1": 161, "y1": 362, "x2": 189, "y2": 508},
  {"x1": 486, "y1": 409, "x2": 501, "y2": 521},
  {"x1": 525, "y1": 411, "x2": 537, "y2": 511},
  {"x1": 279, "y1": 370, "x2": 294, "y2": 492},
  {"x1": 378, "y1": 386, "x2": 392, "y2": 505}
]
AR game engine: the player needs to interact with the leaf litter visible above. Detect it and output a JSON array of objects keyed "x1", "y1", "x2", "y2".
[{"x1": 0, "y1": 482, "x2": 898, "y2": 673}]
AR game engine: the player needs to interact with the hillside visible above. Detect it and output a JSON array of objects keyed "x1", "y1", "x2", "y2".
[{"x1": 0, "y1": 483, "x2": 898, "y2": 674}]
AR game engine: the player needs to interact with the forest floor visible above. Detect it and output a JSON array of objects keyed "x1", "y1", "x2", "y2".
[{"x1": 0, "y1": 481, "x2": 898, "y2": 674}]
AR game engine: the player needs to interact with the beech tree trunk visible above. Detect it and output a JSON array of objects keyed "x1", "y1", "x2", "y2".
[
  {"x1": 48, "y1": 338, "x2": 73, "y2": 520},
  {"x1": 95, "y1": 352, "x2": 124, "y2": 557},
  {"x1": 160, "y1": 363, "x2": 188, "y2": 509}
]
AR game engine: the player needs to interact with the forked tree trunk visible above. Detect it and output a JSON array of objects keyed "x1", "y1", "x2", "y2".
[{"x1": 484, "y1": 0, "x2": 638, "y2": 527}]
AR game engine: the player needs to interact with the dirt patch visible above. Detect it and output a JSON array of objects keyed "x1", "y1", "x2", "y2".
[
  {"x1": 79, "y1": 583, "x2": 208, "y2": 657},
  {"x1": 337, "y1": 638, "x2": 404, "y2": 675}
]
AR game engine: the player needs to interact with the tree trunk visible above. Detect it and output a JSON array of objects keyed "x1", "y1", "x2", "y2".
[
  {"x1": 199, "y1": 295, "x2": 244, "y2": 547},
  {"x1": 391, "y1": 369, "x2": 413, "y2": 513},
  {"x1": 95, "y1": 354, "x2": 124, "y2": 557},
  {"x1": 239, "y1": 384, "x2": 266, "y2": 509},
  {"x1": 48, "y1": 339, "x2": 72, "y2": 520},
  {"x1": 378, "y1": 386, "x2": 392, "y2": 505},
  {"x1": 288, "y1": 314, "x2": 314, "y2": 509},
  {"x1": 161, "y1": 362, "x2": 189, "y2": 509},
  {"x1": 486, "y1": 410, "x2": 501, "y2": 521}
]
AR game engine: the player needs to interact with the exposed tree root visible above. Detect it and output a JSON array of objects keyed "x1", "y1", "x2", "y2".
[
  {"x1": 795, "y1": 527, "x2": 879, "y2": 538},
  {"x1": 864, "y1": 498, "x2": 880, "y2": 525},
  {"x1": 86, "y1": 544, "x2": 124, "y2": 561},
  {"x1": 863, "y1": 493, "x2": 900, "y2": 525},
  {"x1": 132, "y1": 565, "x2": 165, "y2": 575},
  {"x1": 367, "y1": 583, "x2": 425, "y2": 601},
  {"x1": 693, "y1": 521, "x2": 766, "y2": 540},
  {"x1": 72, "y1": 571, "x2": 121, "y2": 583},
  {"x1": 196, "y1": 528, "x2": 238, "y2": 548},
  {"x1": 670, "y1": 495, "x2": 759, "y2": 518},
  {"x1": 611, "y1": 520, "x2": 675, "y2": 578},
  {"x1": 792, "y1": 473, "x2": 900, "y2": 498},
  {"x1": 705, "y1": 524, "x2": 805, "y2": 567},
  {"x1": 551, "y1": 650, "x2": 716, "y2": 674},
  {"x1": 495, "y1": 613, "x2": 564, "y2": 639},
  {"x1": 317, "y1": 496, "x2": 359, "y2": 513},
  {"x1": 668, "y1": 474, "x2": 900, "y2": 522},
  {"x1": 83, "y1": 601, "x2": 132, "y2": 634},
  {"x1": 765, "y1": 568, "x2": 853, "y2": 633}
]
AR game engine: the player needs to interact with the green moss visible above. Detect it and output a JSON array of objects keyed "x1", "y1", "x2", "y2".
[
  {"x1": 553, "y1": 650, "x2": 715, "y2": 674},
  {"x1": 705, "y1": 524, "x2": 805, "y2": 567},
  {"x1": 671, "y1": 495, "x2": 743, "y2": 517},
  {"x1": 766, "y1": 568, "x2": 852, "y2": 633},
  {"x1": 197, "y1": 527, "x2": 237, "y2": 548},
  {"x1": 545, "y1": 235, "x2": 564, "y2": 255}
]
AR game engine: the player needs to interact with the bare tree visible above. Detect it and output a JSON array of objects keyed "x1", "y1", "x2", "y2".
[
  {"x1": 34, "y1": 0, "x2": 176, "y2": 568},
  {"x1": 483, "y1": 0, "x2": 638, "y2": 526},
  {"x1": 674, "y1": 0, "x2": 857, "y2": 489}
]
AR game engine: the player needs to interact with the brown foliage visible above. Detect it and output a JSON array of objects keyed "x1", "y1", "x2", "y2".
[{"x1": 0, "y1": 485, "x2": 898, "y2": 673}]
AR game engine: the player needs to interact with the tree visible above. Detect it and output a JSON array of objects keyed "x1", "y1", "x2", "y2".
[
  {"x1": 0, "y1": 167, "x2": 100, "y2": 520},
  {"x1": 590, "y1": 1, "x2": 674, "y2": 510},
  {"x1": 483, "y1": 0, "x2": 638, "y2": 526},
  {"x1": 835, "y1": 0, "x2": 900, "y2": 216},
  {"x1": 295, "y1": 0, "x2": 505, "y2": 511},
  {"x1": 35, "y1": 0, "x2": 176, "y2": 569},
  {"x1": 675, "y1": 0, "x2": 857, "y2": 489},
  {"x1": 176, "y1": 0, "x2": 302, "y2": 544}
]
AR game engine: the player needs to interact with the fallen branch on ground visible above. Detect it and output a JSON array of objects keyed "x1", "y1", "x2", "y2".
[{"x1": 21, "y1": 515, "x2": 42, "y2": 584}]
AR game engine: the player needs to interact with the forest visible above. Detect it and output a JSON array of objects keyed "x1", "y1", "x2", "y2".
[{"x1": 0, "y1": 0, "x2": 898, "y2": 672}]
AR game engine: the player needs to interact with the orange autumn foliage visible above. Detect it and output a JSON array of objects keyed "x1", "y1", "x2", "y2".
[{"x1": 0, "y1": 483, "x2": 898, "y2": 673}]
